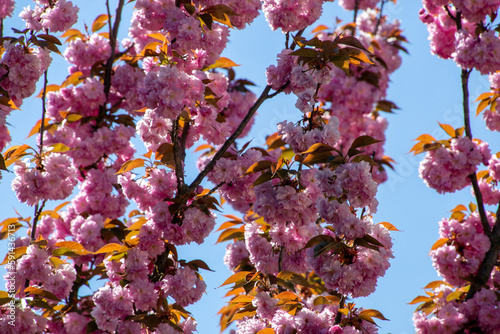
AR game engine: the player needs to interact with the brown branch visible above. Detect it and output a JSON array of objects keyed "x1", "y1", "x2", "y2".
[
  {"x1": 461, "y1": 69, "x2": 472, "y2": 138},
  {"x1": 373, "y1": 0, "x2": 386, "y2": 35},
  {"x1": 186, "y1": 84, "x2": 273, "y2": 194},
  {"x1": 172, "y1": 116, "x2": 188, "y2": 195},
  {"x1": 466, "y1": 204, "x2": 500, "y2": 299},
  {"x1": 100, "y1": 0, "x2": 124, "y2": 118}
]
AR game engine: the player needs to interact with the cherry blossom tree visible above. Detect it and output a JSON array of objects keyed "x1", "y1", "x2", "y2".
[{"x1": 0, "y1": 0, "x2": 497, "y2": 334}]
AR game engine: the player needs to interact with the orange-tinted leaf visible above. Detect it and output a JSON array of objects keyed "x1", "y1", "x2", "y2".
[
  {"x1": 126, "y1": 217, "x2": 147, "y2": 231},
  {"x1": 275, "y1": 291, "x2": 299, "y2": 300},
  {"x1": 147, "y1": 33, "x2": 167, "y2": 43},
  {"x1": 61, "y1": 71, "x2": 84, "y2": 87},
  {"x1": 245, "y1": 160, "x2": 272, "y2": 174},
  {"x1": 26, "y1": 118, "x2": 51, "y2": 138},
  {"x1": 205, "y1": 57, "x2": 240, "y2": 71},
  {"x1": 475, "y1": 92, "x2": 494, "y2": 102},
  {"x1": 446, "y1": 290, "x2": 464, "y2": 302},
  {"x1": 311, "y1": 24, "x2": 329, "y2": 33},
  {"x1": 438, "y1": 122, "x2": 455, "y2": 137},
  {"x1": 477, "y1": 170, "x2": 489, "y2": 179},
  {"x1": 230, "y1": 295, "x2": 254, "y2": 303},
  {"x1": 115, "y1": 158, "x2": 145, "y2": 175},
  {"x1": 415, "y1": 134, "x2": 436, "y2": 142},
  {"x1": 301, "y1": 143, "x2": 336, "y2": 154},
  {"x1": 24, "y1": 287, "x2": 61, "y2": 301},
  {"x1": 302, "y1": 151, "x2": 333, "y2": 165},
  {"x1": 220, "y1": 271, "x2": 252, "y2": 287},
  {"x1": 217, "y1": 227, "x2": 244, "y2": 243},
  {"x1": 408, "y1": 295, "x2": 431, "y2": 304},
  {"x1": 0, "y1": 246, "x2": 27, "y2": 265},
  {"x1": 92, "y1": 14, "x2": 109, "y2": 33},
  {"x1": 359, "y1": 309, "x2": 389, "y2": 320},
  {"x1": 430, "y1": 238, "x2": 448, "y2": 251},
  {"x1": 36, "y1": 84, "x2": 60, "y2": 98},
  {"x1": 54, "y1": 241, "x2": 92, "y2": 255},
  {"x1": 60, "y1": 29, "x2": 83, "y2": 39},
  {"x1": 256, "y1": 329, "x2": 275, "y2": 334},
  {"x1": 424, "y1": 281, "x2": 452, "y2": 290},
  {"x1": 377, "y1": 222, "x2": 400, "y2": 231},
  {"x1": 476, "y1": 98, "x2": 491, "y2": 116},
  {"x1": 94, "y1": 243, "x2": 122, "y2": 254},
  {"x1": 195, "y1": 144, "x2": 213, "y2": 152},
  {"x1": 49, "y1": 143, "x2": 71, "y2": 153},
  {"x1": 450, "y1": 204, "x2": 467, "y2": 212}
]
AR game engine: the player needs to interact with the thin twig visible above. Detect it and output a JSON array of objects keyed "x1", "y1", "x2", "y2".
[
  {"x1": 201, "y1": 182, "x2": 225, "y2": 199},
  {"x1": 373, "y1": 0, "x2": 386, "y2": 35},
  {"x1": 100, "y1": 0, "x2": 124, "y2": 118},
  {"x1": 187, "y1": 84, "x2": 273, "y2": 194},
  {"x1": 354, "y1": 0, "x2": 360, "y2": 24},
  {"x1": 335, "y1": 295, "x2": 345, "y2": 324},
  {"x1": 461, "y1": 69, "x2": 472, "y2": 138}
]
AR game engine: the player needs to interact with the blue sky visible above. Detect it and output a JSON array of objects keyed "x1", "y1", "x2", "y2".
[{"x1": 1, "y1": 1, "x2": 498, "y2": 333}]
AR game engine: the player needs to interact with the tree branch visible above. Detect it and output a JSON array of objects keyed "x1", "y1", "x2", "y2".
[
  {"x1": 466, "y1": 204, "x2": 500, "y2": 299},
  {"x1": 187, "y1": 84, "x2": 273, "y2": 194},
  {"x1": 100, "y1": 0, "x2": 124, "y2": 118}
]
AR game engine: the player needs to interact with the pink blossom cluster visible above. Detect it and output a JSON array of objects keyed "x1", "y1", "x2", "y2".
[
  {"x1": 413, "y1": 286, "x2": 500, "y2": 333},
  {"x1": 161, "y1": 266, "x2": 207, "y2": 307},
  {"x1": 20, "y1": 0, "x2": 79, "y2": 33},
  {"x1": 63, "y1": 33, "x2": 112, "y2": 76},
  {"x1": 483, "y1": 102, "x2": 500, "y2": 132},
  {"x1": 12, "y1": 153, "x2": 78, "y2": 206},
  {"x1": 120, "y1": 168, "x2": 177, "y2": 212},
  {"x1": 0, "y1": 306, "x2": 47, "y2": 334},
  {"x1": 140, "y1": 65, "x2": 204, "y2": 120},
  {"x1": 235, "y1": 299, "x2": 378, "y2": 334},
  {"x1": 419, "y1": 137, "x2": 491, "y2": 193},
  {"x1": 11, "y1": 245, "x2": 76, "y2": 300},
  {"x1": 454, "y1": 30, "x2": 500, "y2": 75},
  {"x1": 310, "y1": 223, "x2": 393, "y2": 298},
  {"x1": 207, "y1": 148, "x2": 265, "y2": 212},
  {"x1": 193, "y1": 0, "x2": 261, "y2": 29},
  {"x1": 278, "y1": 117, "x2": 341, "y2": 153},
  {"x1": 262, "y1": 0, "x2": 324, "y2": 33},
  {"x1": 0, "y1": 0, "x2": 14, "y2": 19},
  {"x1": 148, "y1": 203, "x2": 216, "y2": 246},
  {"x1": 132, "y1": 0, "x2": 230, "y2": 68},
  {"x1": 0, "y1": 41, "x2": 51, "y2": 105},
  {"x1": 431, "y1": 213, "x2": 494, "y2": 286},
  {"x1": 71, "y1": 167, "x2": 128, "y2": 219},
  {"x1": 453, "y1": 0, "x2": 500, "y2": 23},
  {"x1": 339, "y1": 0, "x2": 379, "y2": 11},
  {"x1": 419, "y1": 6, "x2": 463, "y2": 59}
]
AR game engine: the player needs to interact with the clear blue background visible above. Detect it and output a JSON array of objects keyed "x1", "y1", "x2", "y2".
[{"x1": 1, "y1": 1, "x2": 498, "y2": 333}]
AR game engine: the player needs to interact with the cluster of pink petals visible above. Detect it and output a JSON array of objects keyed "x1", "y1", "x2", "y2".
[
  {"x1": 419, "y1": 137, "x2": 490, "y2": 193},
  {"x1": 454, "y1": 30, "x2": 500, "y2": 75},
  {"x1": 0, "y1": 41, "x2": 51, "y2": 104},
  {"x1": 262, "y1": 0, "x2": 324, "y2": 33},
  {"x1": 20, "y1": 0, "x2": 79, "y2": 33},
  {"x1": 431, "y1": 213, "x2": 493, "y2": 285},
  {"x1": 414, "y1": 286, "x2": 500, "y2": 333},
  {"x1": 0, "y1": 0, "x2": 14, "y2": 19},
  {"x1": 12, "y1": 154, "x2": 78, "y2": 206}
]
